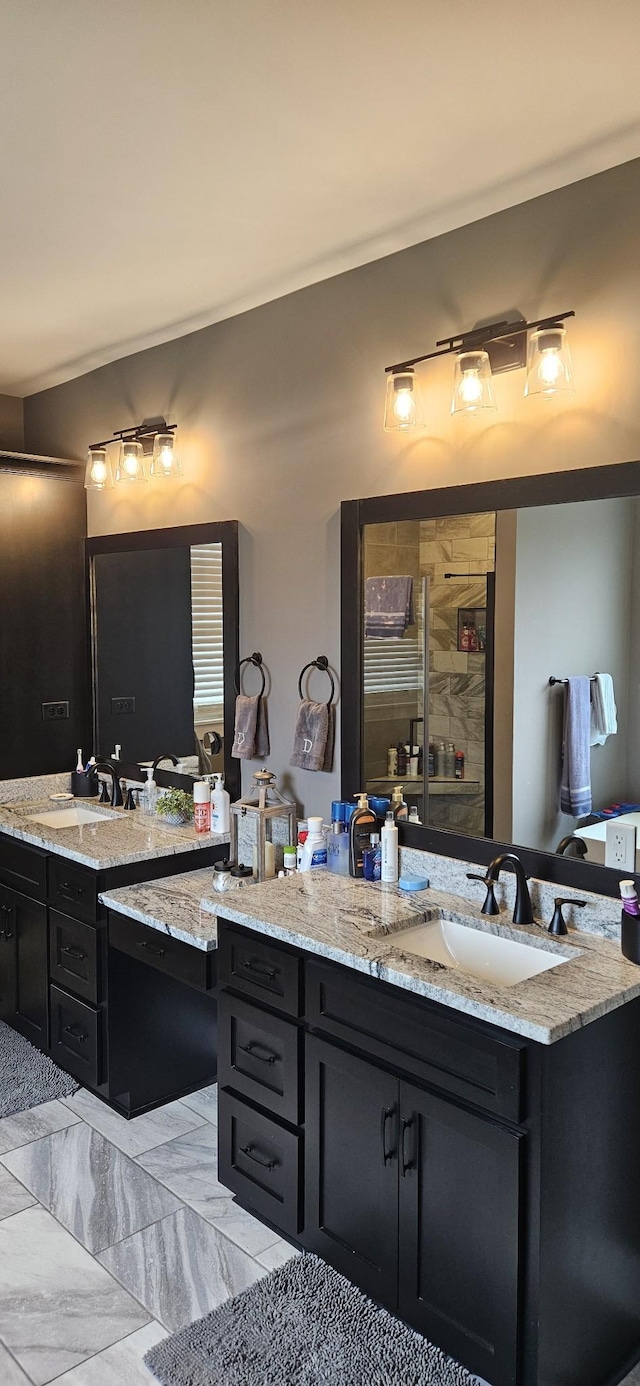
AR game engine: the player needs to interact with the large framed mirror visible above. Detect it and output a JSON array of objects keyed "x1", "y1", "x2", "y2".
[
  {"x1": 341, "y1": 461, "x2": 640, "y2": 896},
  {"x1": 87, "y1": 521, "x2": 240, "y2": 799}
]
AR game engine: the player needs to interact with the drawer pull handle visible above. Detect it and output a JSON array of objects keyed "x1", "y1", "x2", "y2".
[
  {"x1": 243, "y1": 959, "x2": 277, "y2": 981},
  {"x1": 61, "y1": 946, "x2": 86, "y2": 961},
  {"x1": 136, "y1": 941, "x2": 166, "y2": 957},
  {"x1": 0, "y1": 929, "x2": 14, "y2": 941},
  {"x1": 63, "y1": 1024, "x2": 86, "y2": 1043},
  {"x1": 239, "y1": 1041, "x2": 278, "y2": 1066},
  {"x1": 381, "y1": 1106, "x2": 396, "y2": 1166},
  {"x1": 400, "y1": 1114, "x2": 416, "y2": 1177},
  {"x1": 59, "y1": 881, "x2": 84, "y2": 897},
  {"x1": 240, "y1": 1143, "x2": 277, "y2": 1172}
]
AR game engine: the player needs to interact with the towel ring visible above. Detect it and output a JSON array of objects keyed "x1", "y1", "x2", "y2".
[
  {"x1": 298, "y1": 654, "x2": 335, "y2": 705},
  {"x1": 234, "y1": 652, "x2": 266, "y2": 697}
]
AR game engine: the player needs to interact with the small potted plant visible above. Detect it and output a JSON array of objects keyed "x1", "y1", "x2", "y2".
[{"x1": 156, "y1": 788, "x2": 194, "y2": 827}]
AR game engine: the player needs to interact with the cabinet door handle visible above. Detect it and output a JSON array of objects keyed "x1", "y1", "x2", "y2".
[
  {"x1": 63, "y1": 1024, "x2": 86, "y2": 1042},
  {"x1": 0, "y1": 929, "x2": 14, "y2": 941},
  {"x1": 243, "y1": 958, "x2": 277, "y2": 981},
  {"x1": 380, "y1": 1106, "x2": 396, "y2": 1165},
  {"x1": 135, "y1": 941, "x2": 166, "y2": 957},
  {"x1": 239, "y1": 1041, "x2": 278, "y2": 1066},
  {"x1": 240, "y1": 1143, "x2": 277, "y2": 1172},
  {"x1": 400, "y1": 1114, "x2": 416, "y2": 1177},
  {"x1": 61, "y1": 945, "x2": 86, "y2": 961}
]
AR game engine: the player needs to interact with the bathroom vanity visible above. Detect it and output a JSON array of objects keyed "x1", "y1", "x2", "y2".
[{"x1": 208, "y1": 871, "x2": 640, "y2": 1386}]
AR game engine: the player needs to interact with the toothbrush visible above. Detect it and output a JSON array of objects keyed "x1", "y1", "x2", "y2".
[{"x1": 76, "y1": 749, "x2": 84, "y2": 773}]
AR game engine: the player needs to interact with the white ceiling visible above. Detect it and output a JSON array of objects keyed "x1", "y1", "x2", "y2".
[{"x1": 2, "y1": 0, "x2": 640, "y2": 396}]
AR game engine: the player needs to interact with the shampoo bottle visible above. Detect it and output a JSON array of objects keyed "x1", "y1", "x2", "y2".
[
  {"x1": 381, "y1": 811, "x2": 399, "y2": 883},
  {"x1": 211, "y1": 774, "x2": 231, "y2": 835},
  {"x1": 349, "y1": 793, "x2": 377, "y2": 878}
]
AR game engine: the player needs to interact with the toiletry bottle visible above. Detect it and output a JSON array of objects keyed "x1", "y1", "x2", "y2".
[
  {"x1": 455, "y1": 750, "x2": 465, "y2": 780},
  {"x1": 327, "y1": 822, "x2": 350, "y2": 876},
  {"x1": 349, "y1": 793, "x2": 377, "y2": 878},
  {"x1": 409, "y1": 746, "x2": 419, "y2": 778},
  {"x1": 211, "y1": 774, "x2": 231, "y2": 835},
  {"x1": 620, "y1": 880, "x2": 640, "y2": 963},
  {"x1": 283, "y1": 846, "x2": 297, "y2": 876},
  {"x1": 381, "y1": 812, "x2": 399, "y2": 883},
  {"x1": 387, "y1": 746, "x2": 398, "y2": 778},
  {"x1": 445, "y1": 741, "x2": 456, "y2": 779},
  {"x1": 391, "y1": 786, "x2": 408, "y2": 822},
  {"x1": 296, "y1": 821, "x2": 308, "y2": 870},
  {"x1": 363, "y1": 833, "x2": 382, "y2": 882},
  {"x1": 300, "y1": 816, "x2": 327, "y2": 871},
  {"x1": 436, "y1": 741, "x2": 446, "y2": 777},
  {"x1": 428, "y1": 742, "x2": 435, "y2": 778},
  {"x1": 396, "y1": 742, "x2": 407, "y2": 777},
  {"x1": 143, "y1": 766, "x2": 157, "y2": 816},
  {"x1": 409, "y1": 805, "x2": 422, "y2": 824},
  {"x1": 193, "y1": 779, "x2": 212, "y2": 834}
]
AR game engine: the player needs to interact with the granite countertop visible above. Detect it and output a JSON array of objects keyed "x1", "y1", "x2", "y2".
[
  {"x1": 99, "y1": 866, "x2": 640, "y2": 1044},
  {"x1": 0, "y1": 798, "x2": 228, "y2": 870}
]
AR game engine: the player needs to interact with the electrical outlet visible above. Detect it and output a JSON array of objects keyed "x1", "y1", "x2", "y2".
[
  {"x1": 41, "y1": 701, "x2": 69, "y2": 721},
  {"x1": 605, "y1": 820, "x2": 637, "y2": 871},
  {"x1": 111, "y1": 696, "x2": 136, "y2": 715}
]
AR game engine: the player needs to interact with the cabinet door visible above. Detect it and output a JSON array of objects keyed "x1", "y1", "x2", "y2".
[
  {"x1": 1, "y1": 886, "x2": 49, "y2": 1049},
  {"x1": 398, "y1": 1081, "x2": 523, "y2": 1386},
  {"x1": 304, "y1": 1035, "x2": 399, "y2": 1305},
  {"x1": 0, "y1": 895, "x2": 16, "y2": 1021}
]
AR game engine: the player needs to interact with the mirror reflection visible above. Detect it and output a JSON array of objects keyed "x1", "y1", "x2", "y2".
[
  {"x1": 363, "y1": 496, "x2": 640, "y2": 867},
  {"x1": 92, "y1": 541, "x2": 224, "y2": 773}
]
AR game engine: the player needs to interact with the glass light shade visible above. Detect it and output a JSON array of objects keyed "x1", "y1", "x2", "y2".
[
  {"x1": 524, "y1": 324, "x2": 573, "y2": 398},
  {"x1": 116, "y1": 438, "x2": 146, "y2": 483},
  {"x1": 150, "y1": 431, "x2": 182, "y2": 478},
  {"x1": 451, "y1": 350, "x2": 496, "y2": 415},
  {"x1": 84, "y1": 447, "x2": 113, "y2": 491},
  {"x1": 383, "y1": 368, "x2": 422, "y2": 431}
]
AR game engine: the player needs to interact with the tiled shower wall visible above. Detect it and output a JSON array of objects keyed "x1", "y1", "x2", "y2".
[
  {"x1": 363, "y1": 521, "x2": 421, "y2": 781},
  {"x1": 420, "y1": 512, "x2": 495, "y2": 836}
]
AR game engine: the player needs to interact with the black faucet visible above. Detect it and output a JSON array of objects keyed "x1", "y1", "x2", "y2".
[
  {"x1": 94, "y1": 762, "x2": 124, "y2": 808},
  {"x1": 486, "y1": 852, "x2": 534, "y2": 926},
  {"x1": 556, "y1": 835, "x2": 588, "y2": 859},
  {"x1": 152, "y1": 754, "x2": 180, "y2": 773}
]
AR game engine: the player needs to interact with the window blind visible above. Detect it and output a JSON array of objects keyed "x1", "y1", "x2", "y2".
[
  {"x1": 363, "y1": 631, "x2": 423, "y2": 694},
  {"x1": 190, "y1": 544, "x2": 224, "y2": 715}
]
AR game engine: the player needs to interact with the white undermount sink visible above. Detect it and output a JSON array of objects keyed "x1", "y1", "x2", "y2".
[
  {"x1": 27, "y1": 807, "x2": 122, "y2": 829},
  {"x1": 388, "y1": 916, "x2": 572, "y2": 988}
]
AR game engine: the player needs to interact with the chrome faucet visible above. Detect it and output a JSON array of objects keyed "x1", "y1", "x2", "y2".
[
  {"x1": 94, "y1": 761, "x2": 124, "y2": 808},
  {"x1": 486, "y1": 852, "x2": 534, "y2": 926}
]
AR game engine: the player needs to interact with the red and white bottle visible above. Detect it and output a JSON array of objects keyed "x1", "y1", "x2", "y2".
[{"x1": 194, "y1": 779, "x2": 212, "y2": 834}]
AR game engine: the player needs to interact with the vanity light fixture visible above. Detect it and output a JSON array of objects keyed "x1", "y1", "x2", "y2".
[
  {"x1": 84, "y1": 418, "x2": 179, "y2": 489},
  {"x1": 383, "y1": 310, "x2": 575, "y2": 428}
]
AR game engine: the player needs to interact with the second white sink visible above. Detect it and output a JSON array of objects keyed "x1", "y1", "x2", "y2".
[
  {"x1": 27, "y1": 807, "x2": 122, "y2": 829},
  {"x1": 389, "y1": 916, "x2": 572, "y2": 987}
]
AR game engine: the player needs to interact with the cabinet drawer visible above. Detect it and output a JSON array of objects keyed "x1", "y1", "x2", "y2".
[
  {"x1": 218, "y1": 1090, "x2": 301, "y2": 1237},
  {"x1": 218, "y1": 992, "x2": 301, "y2": 1126},
  {"x1": 306, "y1": 959, "x2": 525, "y2": 1123},
  {"x1": 50, "y1": 984, "x2": 101, "y2": 1087},
  {"x1": 109, "y1": 912, "x2": 213, "y2": 992},
  {"x1": 0, "y1": 836, "x2": 46, "y2": 901},
  {"x1": 48, "y1": 856, "x2": 97, "y2": 922},
  {"x1": 49, "y1": 911, "x2": 100, "y2": 1005},
  {"x1": 218, "y1": 920, "x2": 301, "y2": 1015}
]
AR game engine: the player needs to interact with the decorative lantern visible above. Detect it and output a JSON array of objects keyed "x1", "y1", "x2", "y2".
[{"x1": 230, "y1": 769, "x2": 296, "y2": 882}]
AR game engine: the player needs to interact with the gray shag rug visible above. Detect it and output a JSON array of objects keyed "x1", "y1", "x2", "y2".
[
  {"x1": 144, "y1": 1252, "x2": 480, "y2": 1386},
  {"x1": 0, "y1": 1020, "x2": 78, "y2": 1118}
]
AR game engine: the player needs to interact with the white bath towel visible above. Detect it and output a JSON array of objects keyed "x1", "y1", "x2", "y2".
[{"x1": 590, "y1": 673, "x2": 617, "y2": 746}]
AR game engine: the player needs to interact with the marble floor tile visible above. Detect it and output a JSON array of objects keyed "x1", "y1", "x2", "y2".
[
  {"x1": 3, "y1": 1122, "x2": 182, "y2": 1253},
  {"x1": 0, "y1": 1205, "x2": 149, "y2": 1385},
  {"x1": 61, "y1": 1088, "x2": 206, "y2": 1158},
  {"x1": 0, "y1": 1098, "x2": 81, "y2": 1157},
  {"x1": 98, "y1": 1205, "x2": 266, "y2": 1332},
  {"x1": 0, "y1": 1161, "x2": 36, "y2": 1219},
  {"x1": 179, "y1": 1082, "x2": 218, "y2": 1125},
  {"x1": 255, "y1": 1237, "x2": 302, "y2": 1271},
  {"x1": 0, "y1": 1342, "x2": 32, "y2": 1385},
  {"x1": 44, "y1": 1321, "x2": 167, "y2": 1384}
]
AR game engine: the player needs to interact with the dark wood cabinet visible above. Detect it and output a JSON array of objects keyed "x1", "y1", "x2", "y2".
[{"x1": 0, "y1": 882, "x2": 48, "y2": 1049}]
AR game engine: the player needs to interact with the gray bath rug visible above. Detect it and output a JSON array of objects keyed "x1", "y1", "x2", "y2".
[
  {"x1": 0, "y1": 1020, "x2": 78, "y2": 1118},
  {"x1": 144, "y1": 1251, "x2": 480, "y2": 1386}
]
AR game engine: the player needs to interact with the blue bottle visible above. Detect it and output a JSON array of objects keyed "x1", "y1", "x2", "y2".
[{"x1": 363, "y1": 833, "x2": 382, "y2": 882}]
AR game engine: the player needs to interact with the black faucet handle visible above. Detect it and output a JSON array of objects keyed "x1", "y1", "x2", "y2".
[
  {"x1": 548, "y1": 897, "x2": 586, "y2": 936},
  {"x1": 98, "y1": 779, "x2": 110, "y2": 804},
  {"x1": 466, "y1": 872, "x2": 500, "y2": 917}
]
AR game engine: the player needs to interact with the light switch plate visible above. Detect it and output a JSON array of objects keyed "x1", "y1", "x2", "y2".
[{"x1": 605, "y1": 820, "x2": 637, "y2": 871}]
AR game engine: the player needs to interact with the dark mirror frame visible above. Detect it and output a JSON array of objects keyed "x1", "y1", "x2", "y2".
[
  {"x1": 341, "y1": 460, "x2": 640, "y2": 899},
  {"x1": 86, "y1": 520, "x2": 240, "y2": 802}
]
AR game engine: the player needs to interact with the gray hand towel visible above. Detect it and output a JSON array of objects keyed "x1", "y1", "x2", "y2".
[
  {"x1": 560, "y1": 676, "x2": 592, "y2": 817},
  {"x1": 365, "y1": 575, "x2": 415, "y2": 639},
  {"x1": 232, "y1": 695, "x2": 270, "y2": 760},
  {"x1": 290, "y1": 700, "x2": 331, "y2": 772}
]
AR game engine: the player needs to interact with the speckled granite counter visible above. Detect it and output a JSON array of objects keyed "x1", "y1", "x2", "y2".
[
  {"x1": 101, "y1": 866, "x2": 640, "y2": 1044},
  {"x1": 0, "y1": 797, "x2": 228, "y2": 870}
]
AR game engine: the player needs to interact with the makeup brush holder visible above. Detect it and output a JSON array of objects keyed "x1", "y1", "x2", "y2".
[{"x1": 71, "y1": 769, "x2": 99, "y2": 799}]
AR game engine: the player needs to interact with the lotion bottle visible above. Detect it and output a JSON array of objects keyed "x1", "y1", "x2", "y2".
[
  {"x1": 143, "y1": 766, "x2": 157, "y2": 816},
  {"x1": 211, "y1": 774, "x2": 231, "y2": 835},
  {"x1": 349, "y1": 793, "x2": 376, "y2": 878},
  {"x1": 381, "y1": 811, "x2": 399, "y2": 883},
  {"x1": 194, "y1": 779, "x2": 212, "y2": 834}
]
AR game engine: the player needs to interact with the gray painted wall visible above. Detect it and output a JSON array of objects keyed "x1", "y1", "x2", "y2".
[
  {"x1": 23, "y1": 159, "x2": 640, "y2": 818},
  {"x1": 0, "y1": 394, "x2": 24, "y2": 450}
]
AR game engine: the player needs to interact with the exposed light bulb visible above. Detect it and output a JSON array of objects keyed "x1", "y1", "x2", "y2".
[
  {"x1": 451, "y1": 350, "x2": 496, "y2": 416},
  {"x1": 124, "y1": 454, "x2": 139, "y2": 476},
  {"x1": 90, "y1": 459, "x2": 107, "y2": 485},
  {"x1": 459, "y1": 369, "x2": 483, "y2": 405},
  {"x1": 537, "y1": 349, "x2": 562, "y2": 387},
  {"x1": 159, "y1": 444, "x2": 173, "y2": 469},
  {"x1": 384, "y1": 369, "x2": 421, "y2": 431},
  {"x1": 393, "y1": 388, "x2": 416, "y2": 425}
]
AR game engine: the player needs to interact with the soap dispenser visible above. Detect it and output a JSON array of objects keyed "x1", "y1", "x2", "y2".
[
  {"x1": 349, "y1": 793, "x2": 376, "y2": 878},
  {"x1": 390, "y1": 786, "x2": 409, "y2": 821}
]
